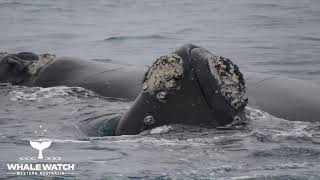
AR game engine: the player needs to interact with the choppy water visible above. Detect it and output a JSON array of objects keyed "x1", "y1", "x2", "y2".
[{"x1": 1, "y1": 0, "x2": 320, "y2": 179}]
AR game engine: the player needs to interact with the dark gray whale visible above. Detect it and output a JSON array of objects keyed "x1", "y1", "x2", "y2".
[
  {"x1": 245, "y1": 72, "x2": 320, "y2": 122},
  {"x1": 115, "y1": 44, "x2": 247, "y2": 135},
  {"x1": 0, "y1": 52, "x2": 143, "y2": 100},
  {"x1": 1, "y1": 44, "x2": 320, "y2": 135}
]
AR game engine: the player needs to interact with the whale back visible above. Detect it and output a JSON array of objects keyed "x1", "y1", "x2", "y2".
[
  {"x1": 34, "y1": 57, "x2": 144, "y2": 101},
  {"x1": 245, "y1": 72, "x2": 320, "y2": 122}
]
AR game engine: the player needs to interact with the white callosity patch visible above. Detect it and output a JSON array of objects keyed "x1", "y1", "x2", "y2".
[
  {"x1": 27, "y1": 54, "x2": 56, "y2": 75},
  {"x1": 208, "y1": 56, "x2": 247, "y2": 110},
  {"x1": 143, "y1": 54, "x2": 184, "y2": 94}
]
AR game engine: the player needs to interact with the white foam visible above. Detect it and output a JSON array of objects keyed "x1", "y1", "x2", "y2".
[
  {"x1": 246, "y1": 106, "x2": 317, "y2": 140},
  {"x1": 150, "y1": 125, "x2": 173, "y2": 134},
  {"x1": 10, "y1": 86, "x2": 96, "y2": 101},
  {"x1": 112, "y1": 136, "x2": 204, "y2": 147}
]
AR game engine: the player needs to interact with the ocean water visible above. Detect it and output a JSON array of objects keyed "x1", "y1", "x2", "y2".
[{"x1": 0, "y1": 0, "x2": 320, "y2": 179}]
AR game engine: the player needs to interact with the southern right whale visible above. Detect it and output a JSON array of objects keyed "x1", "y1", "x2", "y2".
[
  {"x1": 115, "y1": 44, "x2": 248, "y2": 135},
  {"x1": 1, "y1": 44, "x2": 319, "y2": 135}
]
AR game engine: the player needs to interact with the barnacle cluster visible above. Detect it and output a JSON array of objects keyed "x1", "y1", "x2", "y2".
[
  {"x1": 142, "y1": 54, "x2": 184, "y2": 94},
  {"x1": 208, "y1": 56, "x2": 247, "y2": 110}
]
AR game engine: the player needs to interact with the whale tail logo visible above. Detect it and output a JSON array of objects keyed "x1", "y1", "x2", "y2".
[{"x1": 30, "y1": 140, "x2": 51, "y2": 159}]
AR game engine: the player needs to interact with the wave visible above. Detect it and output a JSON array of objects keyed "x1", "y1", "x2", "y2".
[
  {"x1": 254, "y1": 60, "x2": 320, "y2": 66},
  {"x1": 21, "y1": 138, "x2": 90, "y2": 143},
  {"x1": 0, "y1": 2, "x2": 33, "y2": 7},
  {"x1": 248, "y1": 2, "x2": 301, "y2": 11},
  {"x1": 297, "y1": 36, "x2": 320, "y2": 42},
  {"x1": 305, "y1": 70, "x2": 320, "y2": 75},
  {"x1": 103, "y1": 34, "x2": 170, "y2": 42}
]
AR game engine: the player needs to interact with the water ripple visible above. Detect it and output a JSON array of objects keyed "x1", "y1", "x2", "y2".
[{"x1": 103, "y1": 34, "x2": 171, "y2": 42}]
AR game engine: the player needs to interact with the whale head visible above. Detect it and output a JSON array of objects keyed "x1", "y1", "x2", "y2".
[{"x1": 0, "y1": 52, "x2": 38, "y2": 84}]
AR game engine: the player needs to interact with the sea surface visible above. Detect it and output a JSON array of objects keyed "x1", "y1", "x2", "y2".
[{"x1": 0, "y1": 0, "x2": 320, "y2": 179}]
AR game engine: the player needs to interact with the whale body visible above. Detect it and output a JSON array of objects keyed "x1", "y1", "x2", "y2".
[
  {"x1": 245, "y1": 72, "x2": 320, "y2": 122},
  {"x1": 33, "y1": 57, "x2": 143, "y2": 101}
]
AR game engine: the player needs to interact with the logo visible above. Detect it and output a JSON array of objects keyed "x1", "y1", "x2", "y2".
[
  {"x1": 30, "y1": 140, "x2": 51, "y2": 159},
  {"x1": 6, "y1": 125, "x2": 76, "y2": 176}
]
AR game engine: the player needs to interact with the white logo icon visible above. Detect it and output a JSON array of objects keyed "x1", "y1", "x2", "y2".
[
  {"x1": 29, "y1": 140, "x2": 52, "y2": 159},
  {"x1": 6, "y1": 125, "x2": 76, "y2": 176}
]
